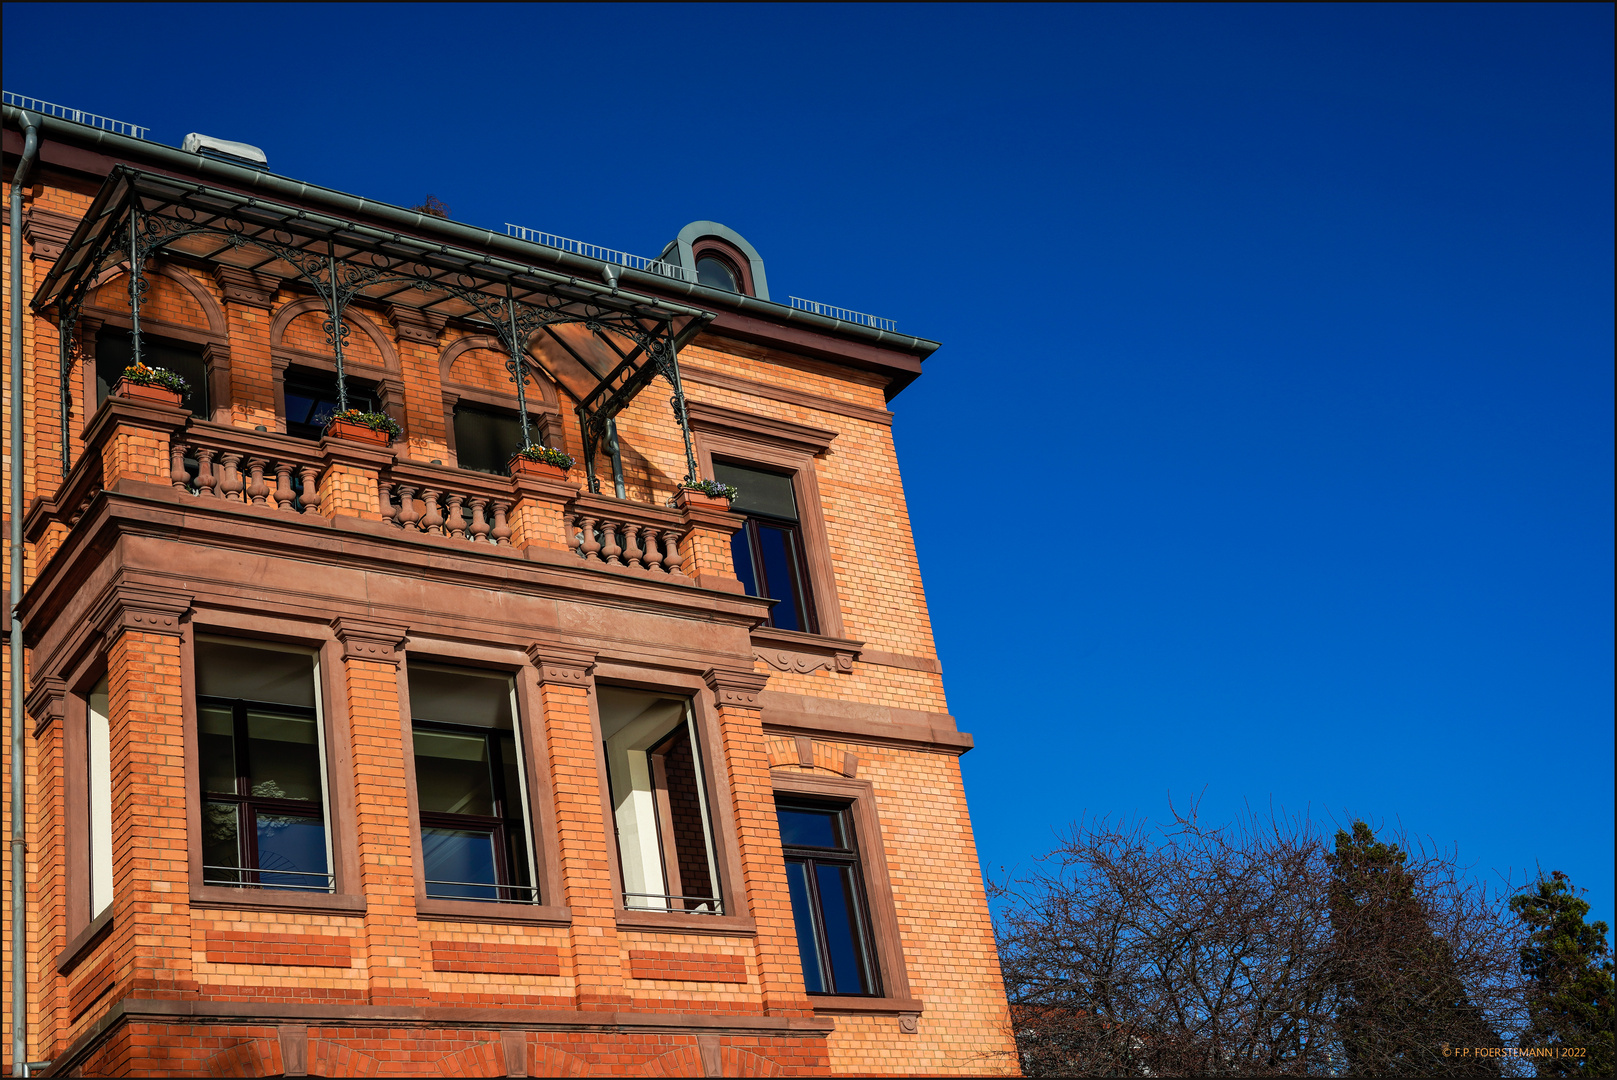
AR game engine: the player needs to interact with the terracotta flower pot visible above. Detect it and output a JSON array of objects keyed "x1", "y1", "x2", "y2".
[
  {"x1": 679, "y1": 488, "x2": 733, "y2": 511},
  {"x1": 326, "y1": 418, "x2": 391, "y2": 446},
  {"x1": 509, "y1": 456, "x2": 568, "y2": 480},
  {"x1": 114, "y1": 379, "x2": 181, "y2": 406}
]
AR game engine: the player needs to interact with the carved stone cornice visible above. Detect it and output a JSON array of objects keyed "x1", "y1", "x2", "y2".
[
  {"x1": 90, "y1": 586, "x2": 192, "y2": 641},
  {"x1": 526, "y1": 643, "x2": 596, "y2": 687},
  {"x1": 386, "y1": 303, "x2": 446, "y2": 345},
  {"x1": 22, "y1": 206, "x2": 81, "y2": 264},
  {"x1": 703, "y1": 668, "x2": 771, "y2": 708},
  {"x1": 750, "y1": 627, "x2": 860, "y2": 675},
  {"x1": 212, "y1": 266, "x2": 279, "y2": 309},
  {"x1": 330, "y1": 618, "x2": 407, "y2": 666},
  {"x1": 26, "y1": 675, "x2": 69, "y2": 737}
]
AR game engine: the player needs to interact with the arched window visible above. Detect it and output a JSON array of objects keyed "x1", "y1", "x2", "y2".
[{"x1": 696, "y1": 254, "x2": 741, "y2": 293}]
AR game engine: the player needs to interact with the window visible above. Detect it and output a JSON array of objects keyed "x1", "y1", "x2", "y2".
[
  {"x1": 451, "y1": 403, "x2": 541, "y2": 475},
  {"x1": 777, "y1": 799, "x2": 880, "y2": 996},
  {"x1": 95, "y1": 330, "x2": 209, "y2": 414},
  {"x1": 88, "y1": 677, "x2": 113, "y2": 920},
  {"x1": 283, "y1": 368, "x2": 377, "y2": 440},
  {"x1": 599, "y1": 687, "x2": 722, "y2": 913},
  {"x1": 713, "y1": 461, "x2": 818, "y2": 634},
  {"x1": 407, "y1": 662, "x2": 537, "y2": 903},
  {"x1": 195, "y1": 639, "x2": 332, "y2": 893},
  {"x1": 696, "y1": 255, "x2": 740, "y2": 292}
]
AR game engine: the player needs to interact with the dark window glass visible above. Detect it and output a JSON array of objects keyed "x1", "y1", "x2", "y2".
[
  {"x1": 198, "y1": 696, "x2": 330, "y2": 892},
  {"x1": 712, "y1": 462, "x2": 818, "y2": 634},
  {"x1": 777, "y1": 800, "x2": 879, "y2": 996},
  {"x1": 453, "y1": 404, "x2": 540, "y2": 475},
  {"x1": 283, "y1": 369, "x2": 376, "y2": 440},
  {"x1": 696, "y1": 256, "x2": 739, "y2": 292},
  {"x1": 95, "y1": 330, "x2": 209, "y2": 415},
  {"x1": 407, "y1": 662, "x2": 535, "y2": 904}
]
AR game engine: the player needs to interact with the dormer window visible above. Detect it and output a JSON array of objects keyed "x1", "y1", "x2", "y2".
[{"x1": 696, "y1": 255, "x2": 740, "y2": 293}]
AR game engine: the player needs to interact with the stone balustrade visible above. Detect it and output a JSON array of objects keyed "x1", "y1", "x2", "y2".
[
  {"x1": 381, "y1": 462, "x2": 514, "y2": 545},
  {"x1": 169, "y1": 421, "x2": 326, "y2": 514},
  {"x1": 568, "y1": 492, "x2": 688, "y2": 577}
]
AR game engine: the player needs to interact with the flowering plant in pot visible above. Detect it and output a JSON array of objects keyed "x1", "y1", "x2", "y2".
[
  {"x1": 325, "y1": 408, "x2": 402, "y2": 445},
  {"x1": 509, "y1": 444, "x2": 576, "y2": 479},
  {"x1": 680, "y1": 478, "x2": 739, "y2": 507},
  {"x1": 114, "y1": 362, "x2": 189, "y2": 405}
]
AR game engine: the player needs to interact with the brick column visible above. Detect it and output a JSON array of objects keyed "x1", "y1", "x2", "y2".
[
  {"x1": 212, "y1": 266, "x2": 279, "y2": 429},
  {"x1": 526, "y1": 646, "x2": 627, "y2": 1010},
  {"x1": 674, "y1": 490, "x2": 747, "y2": 592},
  {"x1": 317, "y1": 437, "x2": 394, "y2": 522},
  {"x1": 24, "y1": 677, "x2": 68, "y2": 1054},
  {"x1": 330, "y1": 618, "x2": 427, "y2": 1006},
  {"x1": 385, "y1": 304, "x2": 450, "y2": 462},
  {"x1": 508, "y1": 474, "x2": 579, "y2": 552},
  {"x1": 703, "y1": 667, "x2": 813, "y2": 1017},
  {"x1": 84, "y1": 396, "x2": 190, "y2": 488},
  {"x1": 89, "y1": 588, "x2": 196, "y2": 1003}
]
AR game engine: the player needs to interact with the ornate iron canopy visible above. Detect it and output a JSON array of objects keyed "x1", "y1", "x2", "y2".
[{"x1": 34, "y1": 166, "x2": 715, "y2": 491}]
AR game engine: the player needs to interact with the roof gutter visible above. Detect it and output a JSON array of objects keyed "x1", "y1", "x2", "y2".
[
  {"x1": 8, "y1": 107, "x2": 41, "y2": 1079},
  {"x1": 2, "y1": 108, "x2": 940, "y2": 361}
]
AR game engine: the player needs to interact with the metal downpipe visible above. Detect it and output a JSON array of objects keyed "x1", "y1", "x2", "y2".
[{"x1": 8, "y1": 110, "x2": 41, "y2": 1078}]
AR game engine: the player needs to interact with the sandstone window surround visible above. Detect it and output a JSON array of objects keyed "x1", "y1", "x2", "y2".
[
  {"x1": 396, "y1": 639, "x2": 570, "y2": 925},
  {"x1": 586, "y1": 661, "x2": 757, "y2": 936},
  {"x1": 179, "y1": 616, "x2": 367, "y2": 916},
  {"x1": 771, "y1": 771, "x2": 921, "y2": 1022},
  {"x1": 687, "y1": 399, "x2": 863, "y2": 666}
]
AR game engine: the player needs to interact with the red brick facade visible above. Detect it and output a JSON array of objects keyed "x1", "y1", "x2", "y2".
[{"x1": 3, "y1": 110, "x2": 1017, "y2": 1076}]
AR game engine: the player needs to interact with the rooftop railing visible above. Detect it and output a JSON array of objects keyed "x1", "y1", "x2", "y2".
[
  {"x1": 3, "y1": 91, "x2": 150, "y2": 139},
  {"x1": 788, "y1": 296, "x2": 896, "y2": 332},
  {"x1": 504, "y1": 223, "x2": 696, "y2": 283}
]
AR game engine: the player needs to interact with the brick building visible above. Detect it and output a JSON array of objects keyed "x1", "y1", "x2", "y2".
[{"x1": 2, "y1": 100, "x2": 1017, "y2": 1076}]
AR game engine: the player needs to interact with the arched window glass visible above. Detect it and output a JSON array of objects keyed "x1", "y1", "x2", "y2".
[{"x1": 696, "y1": 256, "x2": 739, "y2": 292}]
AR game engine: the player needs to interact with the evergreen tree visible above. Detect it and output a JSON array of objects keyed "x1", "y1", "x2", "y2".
[
  {"x1": 1327, "y1": 821, "x2": 1502, "y2": 1076},
  {"x1": 1510, "y1": 871, "x2": 1615, "y2": 1076}
]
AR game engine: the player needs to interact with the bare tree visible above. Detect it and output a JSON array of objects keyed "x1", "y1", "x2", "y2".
[{"x1": 992, "y1": 805, "x2": 1529, "y2": 1077}]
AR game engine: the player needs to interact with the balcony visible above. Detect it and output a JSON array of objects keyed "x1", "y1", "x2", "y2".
[{"x1": 24, "y1": 394, "x2": 757, "y2": 617}]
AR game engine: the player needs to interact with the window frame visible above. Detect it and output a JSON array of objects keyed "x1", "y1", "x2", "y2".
[
  {"x1": 56, "y1": 654, "x2": 115, "y2": 970},
  {"x1": 396, "y1": 644, "x2": 570, "y2": 925},
  {"x1": 183, "y1": 621, "x2": 365, "y2": 915},
  {"x1": 722, "y1": 465, "x2": 821, "y2": 635},
  {"x1": 689, "y1": 238, "x2": 758, "y2": 297},
  {"x1": 770, "y1": 772, "x2": 919, "y2": 1015},
  {"x1": 196, "y1": 694, "x2": 331, "y2": 893},
  {"x1": 777, "y1": 798, "x2": 881, "y2": 996},
  {"x1": 586, "y1": 663, "x2": 757, "y2": 936}
]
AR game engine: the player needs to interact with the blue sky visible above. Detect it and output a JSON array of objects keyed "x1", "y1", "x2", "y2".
[{"x1": 7, "y1": 4, "x2": 1612, "y2": 934}]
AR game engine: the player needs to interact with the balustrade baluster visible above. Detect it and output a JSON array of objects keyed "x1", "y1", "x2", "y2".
[
  {"x1": 195, "y1": 448, "x2": 218, "y2": 497},
  {"x1": 642, "y1": 527, "x2": 665, "y2": 573},
  {"x1": 621, "y1": 523, "x2": 644, "y2": 568},
  {"x1": 445, "y1": 493, "x2": 468, "y2": 539},
  {"x1": 273, "y1": 463, "x2": 297, "y2": 511},
  {"x1": 578, "y1": 515, "x2": 601, "y2": 560},
  {"x1": 661, "y1": 529, "x2": 687, "y2": 578},
  {"x1": 298, "y1": 465, "x2": 321, "y2": 516},
  {"x1": 169, "y1": 441, "x2": 190, "y2": 490},
  {"x1": 421, "y1": 489, "x2": 445, "y2": 535},
  {"x1": 245, "y1": 458, "x2": 270, "y2": 505},
  {"x1": 469, "y1": 498, "x2": 490, "y2": 543},
  {"x1": 601, "y1": 521, "x2": 623, "y2": 566},
  {"x1": 396, "y1": 485, "x2": 421, "y2": 531},
  {"x1": 219, "y1": 453, "x2": 245, "y2": 501},
  {"x1": 491, "y1": 500, "x2": 511, "y2": 546}
]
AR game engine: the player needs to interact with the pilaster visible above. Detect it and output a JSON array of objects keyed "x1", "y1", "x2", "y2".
[
  {"x1": 212, "y1": 265, "x2": 279, "y2": 428},
  {"x1": 386, "y1": 303, "x2": 450, "y2": 462},
  {"x1": 91, "y1": 587, "x2": 196, "y2": 1002},
  {"x1": 526, "y1": 644, "x2": 627, "y2": 1009},
  {"x1": 703, "y1": 666, "x2": 813, "y2": 1017},
  {"x1": 317, "y1": 437, "x2": 394, "y2": 521},
  {"x1": 330, "y1": 617, "x2": 427, "y2": 1005}
]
